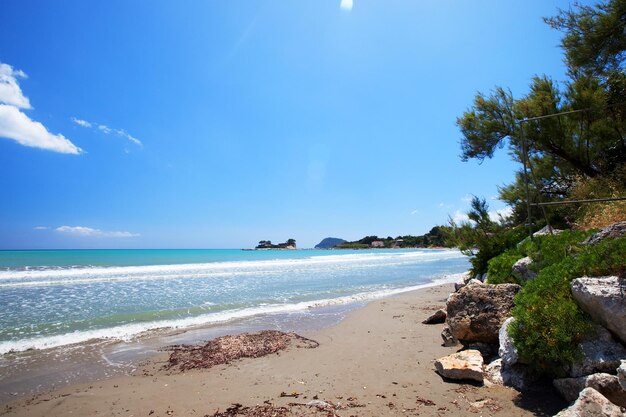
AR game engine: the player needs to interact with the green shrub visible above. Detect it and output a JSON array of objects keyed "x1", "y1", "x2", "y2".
[
  {"x1": 574, "y1": 237, "x2": 626, "y2": 277},
  {"x1": 510, "y1": 259, "x2": 593, "y2": 375},
  {"x1": 510, "y1": 235, "x2": 626, "y2": 376},
  {"x1": 487, "y1": 251, "x2": 523, "y2": 284},
  {"x1": 524, "y1": 230, "x2": 593, "y2": 269},
  {"x1": 465, "y1": 225, "x2": 529, "y2": 276}
]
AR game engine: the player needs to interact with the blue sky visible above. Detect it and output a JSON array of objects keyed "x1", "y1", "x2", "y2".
[{"x1": 0, "y1": 0, "x2": 583, "y2": 249}]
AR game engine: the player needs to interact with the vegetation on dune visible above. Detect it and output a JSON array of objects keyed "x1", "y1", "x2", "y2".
[
  {"x1": 510, "y1": 233, "x2": 626, "y2": 375},
  {"x1": 447, "y1": 0, "x2": 626, "y2": 377}
]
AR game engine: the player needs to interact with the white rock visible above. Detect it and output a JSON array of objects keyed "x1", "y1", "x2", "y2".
[
  {"x1": 484, "y1": 358, "x2": 503, "y2": 385},
  {"x1": 554, "y1": 387, "x2": 623, "y2": 417},
  {"x1": 554, "y1": 373, "x2": 626, "y2": 407},
  {"x1": 499, "y1": 317, "x2": 519, "y2": 366},
  {"x1": 571, "y1": 276, "x2": 626, "y2": 345},
  {"x1": 511, "y1": 256, "x2": 537, "y2": 281},
  {"x1": 568, "y1": 325, "x2": 626, "y2": 377},
  {"x1": 434, "y1": 349, "x2": 484, "y2": 382},
  {"x1": 618, "y1": 360, "x2": 626, "y2": 391},
  {"x1": 501, "y1": 363, "x2": 538, "y2": 391},
  {"x1": 583, "y1": 221, "x2": 626, "y2": 245},
  {"x1": 533, "y1": 225, "x2": 563, "y2": 237},
  {"x1": 482, "y1": 357, "x2": 539, "y2": 391},
  {"x1": 441, "y1": 325, "x2": 459, "y2": 347}
]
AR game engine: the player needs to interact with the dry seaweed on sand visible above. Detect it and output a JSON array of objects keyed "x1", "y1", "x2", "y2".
[
  {"x1": 164, "y1": 330, "x2": 319, "y2": 372},
  {"x1": 208, "y1": 401, "x2": 344, "y2": 417},
  {"x1": 208, "y1": 403, "x2": 291, "y2": 417}
]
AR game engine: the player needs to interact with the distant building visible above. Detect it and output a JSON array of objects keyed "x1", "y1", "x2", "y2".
[{"x1": 371, "y1": 240, "x2": 385, "y2": 248}]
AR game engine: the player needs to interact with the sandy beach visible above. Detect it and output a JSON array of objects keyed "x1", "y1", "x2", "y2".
[{"x1": 0, "y1": 283, "x2": 565, "y2": 416}]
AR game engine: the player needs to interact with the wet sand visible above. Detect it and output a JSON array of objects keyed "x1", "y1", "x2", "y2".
[{"x1": 0, "y1": 284, "x2": 565, "y2": 416}]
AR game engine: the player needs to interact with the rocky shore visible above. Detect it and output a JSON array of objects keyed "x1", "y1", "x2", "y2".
[{"x1": 431, "y1": 222, "x2": 626, "y2": 416}]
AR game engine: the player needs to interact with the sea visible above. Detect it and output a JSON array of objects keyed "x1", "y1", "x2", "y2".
[
  {"x1": 0, "y1": 248, "x2": 468, "y2": 355},
  {"x1": 0, "y1": 248, "x2": 470, "y2": 400}
]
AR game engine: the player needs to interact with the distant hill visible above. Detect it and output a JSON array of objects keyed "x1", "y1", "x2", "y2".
[
  {"x1": 334, "y1": 226, "x2": 454, "y2": 249},
  {"x1": 315, "y1": 237, "x2": 347, "y2": 249}
]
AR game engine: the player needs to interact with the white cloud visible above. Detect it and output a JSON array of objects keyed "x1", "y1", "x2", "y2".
[
  {"x1": 71, "y1": 117, "x2": 92, "y2": 128},
  {"x1": 56, "y1": 225, "x2": 139, "y2": 238},
  {"x1": 450, "y1": 206, "x2": 513, "y2": 225},
  {"x1": 116, "y1": 128, "x2": 143, "y2": 146},
  {"x1": 461, "y1": 194, "x2": 473, "y2": 204},
  {"x1": 33, "y1": 226, "x2": 49, "y2": 230},
  {"x1": 0, "y1": 63, "x2": 31, "y2": 109},
  {"x1": 452, "y1": 210, "x2": 470, "y2": 224},
  {"x1": 340, "y1": 0, "x2": 353, "y2": 11},
  {"x1": 98, "y1": 124, "x2": 112, "y2": 134},
  {"x1": 410, "y1": 209, "x2": 419, "y2": 215},
  {"x1": 73, "y1": 117, "x2": 143, "y2": 147},
  {"x1": 489, "y1": 206, "x2": 513, "y2": 222},
  {"x1": 0, "y1": 62, "x2": 81, "y2": 154},
  {"x1": 0, "y1": 104, "x2": 82, "y2": 154}
]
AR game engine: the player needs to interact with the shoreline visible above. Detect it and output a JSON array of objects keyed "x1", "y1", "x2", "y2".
[
  {"x1": 0, "y1": 270, "x2": 467, "y2": 355},
  {"x1": 0, "y1": 282, "x2": 565, "y2": 416},
  {"x1": 0, "y1": 273, "x2": 466, "y2": 403}
]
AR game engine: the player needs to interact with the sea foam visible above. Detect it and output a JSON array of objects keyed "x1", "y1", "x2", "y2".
[
  {"x1": 0, "y1": 271, "x2": 465, "y2": 355},
  {"x1": 0, "y1": 250, "x2": 468, "y2": 354}
]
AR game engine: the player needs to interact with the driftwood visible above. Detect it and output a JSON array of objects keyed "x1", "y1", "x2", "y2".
[{"x1": 164, "y1": 330, "x2": 319, "y2": 372}]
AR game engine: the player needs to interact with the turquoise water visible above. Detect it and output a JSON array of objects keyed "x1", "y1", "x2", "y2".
[
  {"x1": 0, "y1": 248, "x2": 355, "y2": 269},
  {"x1": 0, "y1": 249, "x2": 468, "y2": 354}
]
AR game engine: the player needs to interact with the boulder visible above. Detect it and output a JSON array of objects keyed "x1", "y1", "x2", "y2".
[
  {"x1": 618, "y1": 361, "x2": 626, "y2": 391},
  {"x1": 511, "y1": 256, "x2": 537, "y2": 282},
  {"x1": 422, "y1": 309, "x2": 446, "y2": 324},
  {"x1": 499, "y1": 317, "x2": 520, "y2": 366},
  {"x1": 446, "y1": 282, "x2": 521, "y2": 344},
  {"x1": 482, "y1": 358, "x2": 539, "y2": 391},
  {"x1": 434, "y1": 349, "x2": 484, "y2": 382},
  {"x1": 533, "y1": 225, "x2": 563, "y2": 237},
  {"x1": 502, "y1": 363, "x2": 539, "y2": 391},
  {"x1": 454, "y1": 282, "x2": 465, "y2": 292},
  {"x1": 441, "y1": 325, "x2": 459, "y2": 347},
  {"x1": 571, "y1": 276, "x2": 626, "y2": 345},
  {"x1": 554, "y1": 373, "x2": 626, "y2": 407},
  {"x1": 568, "y1": 326, "x2": 626, "y2": 377},
  {"x1": 484, "y1": 358, "x2": 504, "y2": 385},
  {"x1": 583, "y1": 221, "x2": 626, "y2": 245},
  {"x1": 555, "y1": 387, "x2": 624, "y2": 417}
]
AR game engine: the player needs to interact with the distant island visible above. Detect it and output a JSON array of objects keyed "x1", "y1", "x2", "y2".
[
  {"x1": 316, "y1": 226, "x2": 453, "y2": 249},
  {"x1": 255, "y1": 239, "x2": 296, "y2": 250},
  {"x1": 314, "y1": 237, "x2": 347, "y2": 249}
]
